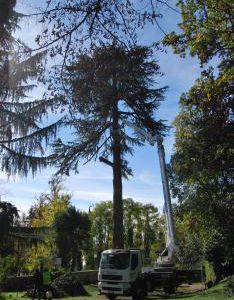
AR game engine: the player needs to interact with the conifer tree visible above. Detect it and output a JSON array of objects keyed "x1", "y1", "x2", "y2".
[
  {"x1": 0, "y1": 0, "x2": 63, "y2": 177},
  {"x1": 51, "y1": 44, "x2": 167, "y2": 248}
]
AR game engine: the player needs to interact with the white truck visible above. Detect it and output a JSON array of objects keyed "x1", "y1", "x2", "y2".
[
  {"x1": 98, "y1": 248, "x2": 180, "y2": 300},
  {"x1": 98, "y1": 133, "x2": 203, "y2": 299}
]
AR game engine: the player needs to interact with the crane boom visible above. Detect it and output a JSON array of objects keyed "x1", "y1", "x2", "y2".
[
  {"x1": 122, "y1": 120, "x2": 176, "y2": 265},
  {"x1": 156, "y1": 136, "x2": 176, "y2": 266}
]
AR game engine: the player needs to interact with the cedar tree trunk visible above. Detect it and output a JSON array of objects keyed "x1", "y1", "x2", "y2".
[{"x1": 112, "y1": 100, "x2": 124, "y2": 249}]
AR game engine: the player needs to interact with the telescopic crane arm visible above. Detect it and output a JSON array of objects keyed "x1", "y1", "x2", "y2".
[
  {"x1": 123, "y1": 120, "x2": 176, "y2": 266},
  {"x1": 156, "y1": 136, "x2": 176, "y2": 267}
]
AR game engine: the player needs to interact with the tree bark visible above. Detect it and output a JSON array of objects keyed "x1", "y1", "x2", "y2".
[{"x1": 112, "y1": 100, "x2": 124, "y2": 249}]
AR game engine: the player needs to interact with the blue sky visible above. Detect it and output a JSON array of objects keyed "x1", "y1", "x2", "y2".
[{"x1": 0, "y1": 0, "x2": 202, "y2": 214}]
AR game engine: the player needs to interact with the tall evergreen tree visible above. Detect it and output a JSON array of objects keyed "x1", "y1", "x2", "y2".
[
  {"x1": 0, "y1": 200, "x2": 19, "y2": 255},
  {"x1": 54, "y1": 206, "x2": 90, "y2": 271},
  {"x1": 51, "y1": 44, "x2": 166, "y2": 248},
  {"x1": 0, "y1": 0, "x2": 63, "y2": 177}
]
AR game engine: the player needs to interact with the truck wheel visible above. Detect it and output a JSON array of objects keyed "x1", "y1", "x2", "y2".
[
  {"x1": 132, "y1": 285, "x2": 146, "y2": 300},
  {"x1": 106, "y1": 295, "x2": 116, "y2": 300},
  {"x1": 164, "y1": 285, "x2": 175, "y2": 294}
]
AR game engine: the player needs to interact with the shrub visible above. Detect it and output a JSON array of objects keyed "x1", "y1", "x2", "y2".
[
  {"x1": 51, "y1": 273, "x2": 88, "y2": 297},
  {"x1": 226, "y1": 276, "x2": 234, "y2": 296},
  {"x1": 0, "y1": 294, "x2": 6, "y2": 300}
]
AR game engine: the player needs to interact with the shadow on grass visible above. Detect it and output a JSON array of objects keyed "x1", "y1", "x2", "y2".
[{"x1": 147, "y1": 288, "x2": 206, "y2": 299}]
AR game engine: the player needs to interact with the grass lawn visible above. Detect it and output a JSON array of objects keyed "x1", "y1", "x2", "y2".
[{"x1": 2, "y1": 281, "x2": 234, "y2": 300}]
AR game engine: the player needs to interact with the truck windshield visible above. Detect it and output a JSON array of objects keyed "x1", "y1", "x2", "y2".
[{"x1": 101, "y1": 252, "x2": 130, "y2": 269}]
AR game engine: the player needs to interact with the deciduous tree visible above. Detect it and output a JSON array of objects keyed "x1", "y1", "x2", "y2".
[
  {"x1": 165, "y1": 0, "x2": 234, "y2": 279},
  {"x1": 25, "y1": 176, "x2": 71, "y2": 270},
  {"x1": 88, "y1": 199, "x2": 163, "y2": 267},
  {"x1": 164, "y1": 0, "x2": 234, "y2": 65}
]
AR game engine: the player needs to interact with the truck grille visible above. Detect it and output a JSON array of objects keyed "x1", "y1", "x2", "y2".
[{"x1": 102, "y1": 274, "x2": 122, "y2": 281}]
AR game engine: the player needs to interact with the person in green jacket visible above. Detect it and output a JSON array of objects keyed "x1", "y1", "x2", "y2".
[{"x1": 42, "y1": 268, "x2": 52, "y2": 299}]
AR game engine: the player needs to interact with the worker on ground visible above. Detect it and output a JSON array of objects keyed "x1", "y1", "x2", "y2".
[
  {"x1": 42, "y1": 267, "x2": 52, "y2": 299},
  {"x1": 32, "y1": 268, "x2": 43, "y2": 300}
]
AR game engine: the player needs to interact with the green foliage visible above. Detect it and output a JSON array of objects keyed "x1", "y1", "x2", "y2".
[
  {"x1": 164, "y1": 0, "x2": 234, "y2": 65},
  {"x1": 170, "y1": 67, "x2": 233, "y2": 277},
  {"x1": 29, "y1": 176, "x2": 71, "y2": 227},
  {"x1": 54, "y1": 206, "x2": 90, "y2": 271},
  {"x1": 204, "y1": 260, "x2": 216, "y2": 284},
  {"x1": 166, "y1": 0, "x2": 233, "y2": 278},
  {"x1": 87, "y1": 201, "x2": 112, "y2": 267},
  {"x1": 123, "y1": 199, "x2": 161, "y2": 257},
  {"x1": 87, "y1": 198, "x2": 164, "y2": 268},
  {"x1": 226, "y1": 276, "x2": 234, "y2": 296},
  {"x1": 172, "y1": 204, "x2": 205, "y2": 269},
  {"x1": 24, "y1": 176, "x2": 71, "y2": 271},
  {"x1": 0, "y1": 256, "x2": 16, "y2": 284},
  {"x1": 0, "y1": 201, "x2": 19, "y2": 234},
  {"x1": 0, "y1": 201, "x2": 19, "y2": 255}
]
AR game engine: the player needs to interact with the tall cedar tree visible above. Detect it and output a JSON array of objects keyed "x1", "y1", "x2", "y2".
[
  {"x1": 32, "y1": 1, "x2": 175, "y2": 118},
  {"x1": 52, "y1": 45, "x2": 166, "y2": 248},
  {"x1": 0, "y1": 0, "x2": 63, "y2": 177}
]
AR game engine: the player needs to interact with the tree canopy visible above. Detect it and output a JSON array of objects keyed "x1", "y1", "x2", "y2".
[
  {"x1": 25, "y1": 176, "x2": 71, "y2": 270},
  {"x1": 34, "y1": 0, "x2": 171, "y2": 60},
  {"x1": 164, "y1": 0, "x2": 234, "y2": 65},
  {"x1": 88, "y1": 199, "x2": 164, "y2": 268}
]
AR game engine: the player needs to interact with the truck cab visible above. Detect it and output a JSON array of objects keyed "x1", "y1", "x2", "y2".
[{"x1": 98, "y1": 249, "x2": 146, "y2": 299}]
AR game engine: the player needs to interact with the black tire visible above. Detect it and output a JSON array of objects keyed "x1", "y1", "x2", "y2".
[
  {"x1": 164, "y1": 285, "x2": 175, "y2": 294},
  {"x1": 132, "y1": 285, "x2": 146, "y2": 300}
]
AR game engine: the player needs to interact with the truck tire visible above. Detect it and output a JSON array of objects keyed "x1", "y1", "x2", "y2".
[
  {"x1": 163, "y1": 285, "x2": 175, "y2": 294},
  {"x1": 132, "y1": 285, "x2": 146, "y2": 300}
]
